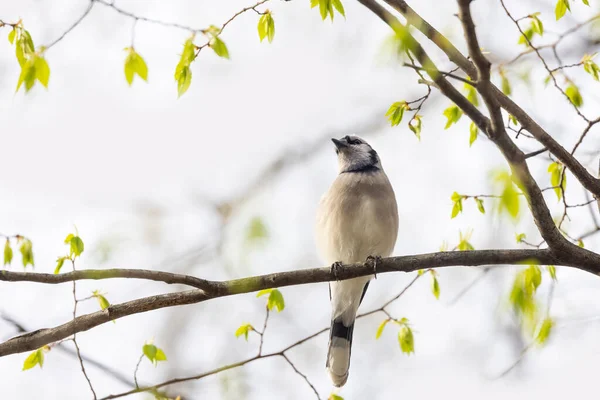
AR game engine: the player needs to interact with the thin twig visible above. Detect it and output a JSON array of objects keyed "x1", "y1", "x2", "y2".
[
  {"x1": 71, "y1": 259, "x2": 97, "y2": 399},
  {"x1": 133, "y1": 354, "x2": 144, "y2": 389},
  {"x1": 281, "y1": 353, "x2": 321, "y2": 400},
  {"x1": 45, "y1": 1, "x2": 94, "y2": 49},
  {"x1": 499, "y1": 0, "x2": 591, "y2": 123},
  {"x1": 257, "y1": 307, "x2": 270, "y2": 356}
]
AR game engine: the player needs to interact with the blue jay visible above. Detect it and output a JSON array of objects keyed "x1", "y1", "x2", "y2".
[{"x1": 316, "y1": 135, "x2": 399, "y2": 387}]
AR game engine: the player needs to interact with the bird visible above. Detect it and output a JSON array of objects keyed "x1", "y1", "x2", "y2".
[{"x1": 316, "y1": 135, "x2": 399, "y2": 387}]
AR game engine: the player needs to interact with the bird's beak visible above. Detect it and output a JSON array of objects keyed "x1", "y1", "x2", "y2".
[{"x1": 331, "y1": 138, "x2": 347, "y2": 150}]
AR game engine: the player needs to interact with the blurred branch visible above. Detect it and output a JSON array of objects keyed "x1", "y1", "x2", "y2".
[
  {"x1": 0, "y1": 312, "x2": 137, "y2": 388},
  {"x1": 446, "y1": 267, "x2": 493, "y2": 306}
]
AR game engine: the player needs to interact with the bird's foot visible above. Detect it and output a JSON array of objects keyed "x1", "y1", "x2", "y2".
[
  {"x1": 331, "y1": 261, "x2": 343, "y2": 281},
  {"x1": 366, "y1": 255, "x2": 382, "y2": 278}
]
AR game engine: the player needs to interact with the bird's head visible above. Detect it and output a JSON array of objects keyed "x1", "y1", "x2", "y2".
[{"x1": 331, "y1": 135, "x2": 381, "y2": 174}]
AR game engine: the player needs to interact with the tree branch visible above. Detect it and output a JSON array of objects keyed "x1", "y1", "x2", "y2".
[
  {"x1": 3, "y1": 248, "x2": 596, "y2": 358},
  {"x1": 0, "y1": 268, "x2": 216, "y2": 292},
  {"x1": 379, "y1": 0, "x2": 600, "y2": 199}
]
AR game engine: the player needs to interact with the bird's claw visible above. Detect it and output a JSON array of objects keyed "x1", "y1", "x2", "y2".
[
  {"x1": 366, "y1": 255, "x2": 382, "y2": 278},
  {"x1": 331, "y1": 261, "x2": 343, "y2": 281}
]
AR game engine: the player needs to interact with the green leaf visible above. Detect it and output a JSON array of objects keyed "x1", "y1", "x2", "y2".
[
  {"x1": 174, "y1": 38, "x2": 196, "y2": 97},
  {"x1": 246, "y1": 217, "x2": 268, "y2": 242},
  {"x1": 155, "y1": 348, "x2": 167, "y2": 362},
  {"x1": 54, "y1": 257, "x2": 66, "y2": 274},
  {"x1": 431, "y1": 275, "x2": 440, "y2": 300},
  {"x1": 565, "y1": 84, "x2": 583, "y2": 107},
  {"x1": 451, "y1": 200, "x2": 462, "y2": 219},
  {"x1": 443, "y1": 105, "x2": 462, "y2": 129},
  {"x1": 582, "y1": 0, "x2": 589, "y2": 5},
  {"x1": 578, "y1": 239, "x2": 585, "y2": 248},
  {"x1": 518, "y1": 28, "x2": 534, "y2": 46},
  {"x1": 536, "y1": 318, "x2": 553, "y2": 345},
  {"x1": 318, "y1": 0, "x2": 328, "y2": 20},
  {"x1": 531, "y1": 15, "x2": 544, "y2": 36},
  {"x1": 548, "y1": 265, "x2": 557, "y2": 281},
  {"x1": 124, "y1": 49, "x2": 148, "y2": 85},
  {"x1": 555, "y1": 0, "x2": 570, "y2": 20},
  {"x1": 315, "y1": 0, "x2": 336, "y2": 20},
  {"x1": 451, "y1": 191, "x2": 462, "y2": 202},
  {"x1": 235, "y1": 323, "x2": 254, "y2": 341},
  {"x1": 331, "y1": 0, "x2": 345, "y2": 17},
  {"x1": 548, "y1": 162, "x2": 566, "y2": 201},
  {"x1": 451, "y1": 192, "x2": 463, "y2": 218},
  {"x1": 22, "y1": 29, "x2": 34, "y2": 53},
  {"x1": 583, "y1": 54, "x2": 600, "y2": 81},
  {"x1": 4, "y1": 240, "x2": 13, "y2": 266},
  {"x1": 143, "y1": 344, "x2": 157, "y2": 362},
  {"x1": 525, "y1": 265, "x2": 542, "y2": 290},
  {"x1": 398, "y1": 326, "x2": 414, "y2": 354},
  {"x1": 267, "y1": 289, "x2": 285, "y2": 312},
  {"x1": 256, "y1": 288, "x2": 273, "y2": 297},
  {"x1": 22, "y1": 348, "x2": 44, "y2": 370},
  {"x1": 501, "y1": 75, "x2": 512, "y2": 95},
  {"x1": 96, "y1": 294, "x2": 110, "y2": 310},
  {"x1": 64, "y1": 233, "x2": 74, "y2": 244},
  {"x1": 8, "y1": 28, "x2": 16, "y2": 44},
  {"x1": 16, "y1": 57, "x2": 36, "y2": 93},
  {"x1": 408, "y1": 115, "x2": 422, "y2": 140},
  {"x1": 329, "y1": 395, "x2": 344, "y2": 400},
  {"x1": 458, "y1": 230, "x2": 475, "y2": 251},
  {"x1": 465, "y1": 84, "x2": 478, "y2": 106},
  {"x1": 19, "y1": 239, "x2": 34, "y2": 268},
  {"x1": 258, "y1": 12, "x2": 276, "y2": 43},
  {"x1": 469, "y1": 122, "x2": 478, "y2": 146},
  {"x1": 475, "y1": 198, "x2": 485, "y2": 214},
  {"x1": 375, "y1": 319, "x2": 389, "y2": 339},
  {"x1": 176, "y1": 66, "x2": 192, "y2": 98},
  {"x1": 493, "y1": 170, "x2": 520, "y2": 219},
  {"x1": 210, "y1": 37, "x2": 229, "y2": 59},
  {"x1": 385, "y1": 102, "x2": 407, "y2": 127},
  {"x1": 69, "y1": 236, "x2": 84, "y2": 257},
  {"x1": 34, "y1": 56, "x2": 50, "y2": 88},
  {"x1": 516, "y1": 233, "x2": 527, "y2": 243},
  {"x1": 510, "y1": 268, "x2": 539, "y2": 330},
  {"x1": 508, "y1": 114, "x2": 518, "y2": 126}
]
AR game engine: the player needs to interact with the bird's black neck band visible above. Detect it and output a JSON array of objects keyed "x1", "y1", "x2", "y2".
[{"x1": 340, "y1": 165, "x2": 380, "y2": 174}]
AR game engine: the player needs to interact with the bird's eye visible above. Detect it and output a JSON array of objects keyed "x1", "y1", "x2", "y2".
[{"x1": 346, "y1": 137, "x2": 360, "y2": 145}]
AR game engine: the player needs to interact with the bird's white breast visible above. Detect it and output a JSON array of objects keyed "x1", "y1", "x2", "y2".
[{"x1": 316, "y1": 171, "x2": 399, "y2": 265}]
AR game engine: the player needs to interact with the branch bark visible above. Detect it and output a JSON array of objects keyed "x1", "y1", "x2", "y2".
[
  {"x1": 0, "y1": 268, "x2": 215, "y2": 292},
  {"x1": 2, "y1": 248, "x2": 597, "y2": 358}
]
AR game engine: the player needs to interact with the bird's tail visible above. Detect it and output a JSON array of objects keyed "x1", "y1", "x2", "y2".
[{"x1": 326, "y1": 316, "x2": 355, "y2": 387}]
